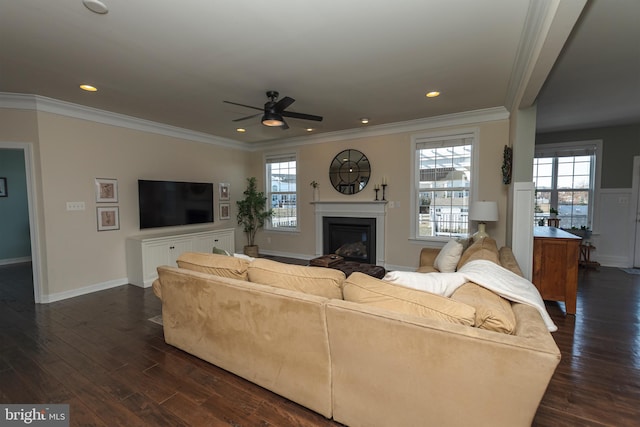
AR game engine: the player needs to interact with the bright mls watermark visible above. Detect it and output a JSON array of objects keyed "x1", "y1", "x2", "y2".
[{"x1": 1, "y1": 405, "x2": 69, "y2": 426}]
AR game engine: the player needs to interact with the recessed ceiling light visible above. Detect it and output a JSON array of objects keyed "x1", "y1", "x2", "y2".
[
  {"x1": 360, "y1": 118, "x2": 369, "y2": 124},
  {"x1": 236, "y1": 128, "x2": 246, "y2": 133},
  {"x1": 426, "y1": 91, "x2": 441, "y2": 98},
  {"x1": 80, "y1": 84, "x2": 98, "y2": 92},
  {"x1": 306, "y1": 128, "x2": 314, "y2": 132},
  {"x1": 82, "y1": 0, "x2": 109, "y2": 14}
]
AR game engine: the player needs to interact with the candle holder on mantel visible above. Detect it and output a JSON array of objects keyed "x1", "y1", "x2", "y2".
[
  {"x1": 374, "y1": 185, "x2": 380, "y2": 201},
  {"x1": 382, "y1": 184, "x2": 388, "y2": 201}
]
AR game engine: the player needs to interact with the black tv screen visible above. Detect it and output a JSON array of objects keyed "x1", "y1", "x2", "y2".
[{"x1": 138, "y1": 180, "x2": 214, "y2": 229}]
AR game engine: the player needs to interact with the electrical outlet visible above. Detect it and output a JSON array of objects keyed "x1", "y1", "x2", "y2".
[
  {"x1": 66, "y1": 201, "x2": 85, "y2": 211},
  {"x1": 389, "y1": 201, "x2": 395, "y2": 208}
]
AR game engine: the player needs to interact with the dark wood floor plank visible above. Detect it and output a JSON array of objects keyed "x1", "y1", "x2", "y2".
[
  {"x1": 161, "y1": 392, "x2": 229, "y2": 427},
  {"x1": 2, "y1": 262, "x2": 640, "y2": 426}
]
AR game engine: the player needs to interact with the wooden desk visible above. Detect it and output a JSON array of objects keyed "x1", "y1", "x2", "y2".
[{"x1": 532, "y1": 227, "x2": 581, "y2": 315}]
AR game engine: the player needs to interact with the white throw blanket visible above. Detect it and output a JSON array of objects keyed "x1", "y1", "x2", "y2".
[
  {"x1": 383, "y1": 260, "x2": 557, "y2": 332},
  {"x1": 457, "y1": 260, "x2": 557, "y2": 332}
]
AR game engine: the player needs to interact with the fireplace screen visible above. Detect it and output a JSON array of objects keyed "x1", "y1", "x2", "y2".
[{"x1": 323, "y1": 216, "x2": 376, "y2": 264}]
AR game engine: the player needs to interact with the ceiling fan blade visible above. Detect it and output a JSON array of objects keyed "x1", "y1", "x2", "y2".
[
  {"x1": 223, "y1": 100, "x2": 263, "y2": 111},
  {"x1": 232, "y1": 113, "x2": 262, "y2": 122},
  {"x1": 281, "y1": 118, "x2": 289, "y2": 130},
  {"x1": 281, "y1": 111, "x2": 323, "y2": 122},
  {"x1": 273, "y1": 96, "x2": 295, "y2": 112}
]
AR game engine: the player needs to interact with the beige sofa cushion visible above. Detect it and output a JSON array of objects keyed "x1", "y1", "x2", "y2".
[
  {"x1": 343, "y1": 272, "x2": 475, "y2": 326},
  {"x1": 450, "y1": 282, "x2": 517, "y2": 334},
  {"x1": 456, "y1": 237, "x2": 500, "y2": 269},
  {"x1": 248, "y1": 258, "x2": 345, "y2": 299},
  {"x1": 176, "y1": 252, "x2": 250, "y2": 280}
]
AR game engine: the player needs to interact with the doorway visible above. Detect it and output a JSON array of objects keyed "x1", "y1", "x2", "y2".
[
  {"x1": 0, "y1": 142, "x2": 41, "y2": 302},
  {"x1": 633, "y1": 156, "x2": 640, "y2": 268}
]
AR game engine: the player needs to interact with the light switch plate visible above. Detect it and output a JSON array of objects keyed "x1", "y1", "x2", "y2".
[{"x1": 66, "y1": 201, "x2": 85, "y2": 211}]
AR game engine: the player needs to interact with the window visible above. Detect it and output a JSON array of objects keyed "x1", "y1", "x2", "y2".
[
  {"x1": 266, "y1": 153, "x2": 297, "y2": 231},
  {"x1": 412, "y1": 134, "x2": 474, "y2": 240},
  {"x1": 533, "y1": 142, "x2": 599, "y2": 229}
]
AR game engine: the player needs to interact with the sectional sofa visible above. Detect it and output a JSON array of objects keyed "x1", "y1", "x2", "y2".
[{"x1": 152, "y1": 237, "x2": 560, "y2": 427}]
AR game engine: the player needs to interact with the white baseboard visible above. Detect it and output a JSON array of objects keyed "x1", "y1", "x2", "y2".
[
  {"x1": 258, "y1": 249, "x2": 314, "y2": 261},
  {"x1": 40, "y1": 277, "x2": 129, "y2": 303},
  {"x1": 0, "y1": 256, "x2": 32, "y2": 266},
  {"x1": 595, "y1": 255, "x2": 631, "y2": 269},
  {"x1": 384, "y1": 263, "x2": 415, "y2": 272}
]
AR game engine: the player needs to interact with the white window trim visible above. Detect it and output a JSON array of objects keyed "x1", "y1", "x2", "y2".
[
  {"x1": 409, "y1": 127, "x2": 479, "y2": 242},
  {"x1": 534, "y1": 139, "x2": 602, "y2": 233},
  {"x1": 264, "y1": 150, "x2": 300, "y2": 233}
]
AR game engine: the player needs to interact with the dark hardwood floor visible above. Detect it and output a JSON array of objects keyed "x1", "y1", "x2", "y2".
[{"x1": 1, "y1": 261, "x2": 639, "y2": 426}]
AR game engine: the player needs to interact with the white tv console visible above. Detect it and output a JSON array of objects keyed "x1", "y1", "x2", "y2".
[{"x1": 126, "y1": 227, "x2": 235, "y2": 288}]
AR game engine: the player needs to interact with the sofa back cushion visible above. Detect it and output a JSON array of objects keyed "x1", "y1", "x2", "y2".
[
  {"x1": 248, "y1": 259, "x2": 345, "y2": 299},
  {"x1": 450, "y1": 282, "x2": 517, "y2": 334},
  {"x1": 456, "y1": 237, "x2": 500, "y2": 269},
  {"x1": 176, "y1": 252, "x2": 250, "y2": 280},
  {"x1": 343, "y1": 272, "x2": 475, "y2": 326}
]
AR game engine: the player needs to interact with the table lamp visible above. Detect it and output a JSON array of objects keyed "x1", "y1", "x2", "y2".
[{"x1": 470, "y1": 201, "x2": 498, "y2": 242}]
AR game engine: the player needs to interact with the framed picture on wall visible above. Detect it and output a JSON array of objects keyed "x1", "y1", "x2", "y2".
[
  {"x1": 219, "y1": 183, "x2": 230, "y2": 201},
  {"x1": 220, "y1": 202, "x2": 230, "y2": 220},
  {"x1": 95, "y1": 178, "x2": 118, "y2": 203},
  {"x1": 0, "y1": 177, "x2": 7, "y2": 197},
  {"x1": 97, "y1": 207, "x2": 120, "y2": 231}
]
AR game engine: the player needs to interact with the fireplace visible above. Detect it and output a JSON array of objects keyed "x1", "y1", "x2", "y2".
[
  {"x1": 313, "y1": 201, "x2": 387, "y2": 266},
  {"x1": 323, "y1": 217, "x2": 376, "y2": 264}
]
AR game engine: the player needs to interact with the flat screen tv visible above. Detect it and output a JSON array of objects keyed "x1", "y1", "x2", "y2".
[{"x1": 138, "y1": 180, "x2": 214, "y2": 229}]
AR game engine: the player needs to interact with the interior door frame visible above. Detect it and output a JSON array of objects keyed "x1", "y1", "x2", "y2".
[
  {"x1": 0, "y1": 141, "x2": 42, "y2": 302},
  {"x1": 631, "y1": 156, "x2": 640, "y2": 267}
]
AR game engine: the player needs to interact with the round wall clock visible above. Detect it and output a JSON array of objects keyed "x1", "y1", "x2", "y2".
[{"x1": 329, "y1": 149, "x2": 371, "y2": 195}]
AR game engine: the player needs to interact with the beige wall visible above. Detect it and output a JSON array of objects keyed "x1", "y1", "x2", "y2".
[
  {"x1": 1, "y1": 107, "x2": 249, "y2": 299},
  {"x1": 254, "y1": 119, "x2": 510, "y2": 269},
  {"x1": 1, "y1": 103, "x2": 510, "y2": 299}
]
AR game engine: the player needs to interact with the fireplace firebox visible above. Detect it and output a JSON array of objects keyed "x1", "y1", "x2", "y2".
[{"x1": 323, "y1": 216, "x2": 376, "y2": 264}]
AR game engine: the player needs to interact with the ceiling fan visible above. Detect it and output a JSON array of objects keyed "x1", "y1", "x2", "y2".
[{"x1": 223, "y1": 91, "x2": 323, "y2": 130}]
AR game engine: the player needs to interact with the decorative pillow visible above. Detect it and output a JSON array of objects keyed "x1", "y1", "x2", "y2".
[
  {"x1": 456, "y1": 237, "x2": 500, "y2": 269},
  {"x1": 176, "y1": 252, "x2": 250, "y2": 280},
  {"x1": 247, "y1": 259, "x2": 345, "y2": 299},
  {"x1": 382, "y1": 271, "x2": 466, "y2": 297},
  {"x1": 343, "y1": 272, "x2": 475, "y2": 326},
  {"x1": 212, "y1": 246, "x2": 230, "y2": 256},
  {"x1": 434, "y1": 239, "x2": 464, "y2": 272},
  {"x1": 450, "y1": 282, "x2": 516, "y2": 334}
]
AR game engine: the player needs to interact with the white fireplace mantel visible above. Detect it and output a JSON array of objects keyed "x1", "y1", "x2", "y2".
[{"x1": 313, "y1": 201, "x2": 387, "y2": 265}]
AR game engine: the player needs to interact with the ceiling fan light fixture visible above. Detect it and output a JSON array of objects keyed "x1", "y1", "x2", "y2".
[{"x1": 262, "y1": 112, "x2": 284, "y2": 127}]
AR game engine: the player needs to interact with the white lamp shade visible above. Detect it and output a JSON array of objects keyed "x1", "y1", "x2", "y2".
[{"x1": 469, "y1": 201, "x2": 498, "y2": 222}]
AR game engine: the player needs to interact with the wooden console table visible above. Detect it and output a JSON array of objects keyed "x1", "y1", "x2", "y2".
[{"x1": 532, "y1": 227, "x2": 581, "y2": 315}]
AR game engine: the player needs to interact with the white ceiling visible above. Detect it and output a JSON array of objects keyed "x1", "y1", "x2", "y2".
[
  {"x1": 536, "y1": 0, "x2": 640, "y2": 133},
  {"x1": 1, "y1": 0, "x2": 637, "y2": 143}
]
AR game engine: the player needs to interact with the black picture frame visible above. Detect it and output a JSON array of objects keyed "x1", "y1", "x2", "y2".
[{"x1": 0, "y1": 177, "x2": 7, "y2": 197}]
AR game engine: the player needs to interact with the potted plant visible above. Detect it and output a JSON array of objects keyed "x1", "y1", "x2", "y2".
[
  {"x1": 236, "y1": 177, "x2": 273, "y2": 257},
  {"x1": 549, "y1": 207, "x2": 558, "y2": 218}
]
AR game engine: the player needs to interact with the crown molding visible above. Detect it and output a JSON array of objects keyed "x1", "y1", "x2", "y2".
[
  {"x1": 1, "y1": 92, "x2": 509, "y2": 152},
  {"x1": 0, "y1": 92, "x2": 251, "y2": 151},
  {"x1": 255, "y1": 106, "x2": 510, "y2": 151},
  {"x1": 505, "y1": 0, "x2": 586, "y2": 112}
]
